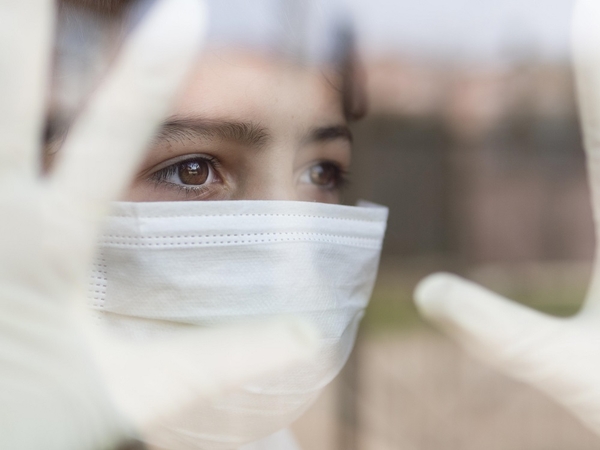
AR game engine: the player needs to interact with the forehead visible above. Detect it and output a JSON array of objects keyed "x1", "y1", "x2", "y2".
[{"x1": 172, "y1": 50, "x2": 346, "y2": 129}]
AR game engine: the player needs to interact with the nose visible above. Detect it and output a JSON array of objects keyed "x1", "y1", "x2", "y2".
[
  {"x1": 241, "y1": 178, "x2": 298, "y2": 201},
  {"x1": 235, "y1": 152, "x2": 299, "y2": 201}
]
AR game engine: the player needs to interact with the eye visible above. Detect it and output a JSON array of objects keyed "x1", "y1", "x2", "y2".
[
  {"x1": 178, "y1": 159, "x2": 211, "y2": 185},
  {"x1": 300, "y1": 161, "x2": 348, "y2": 190},
  {"x1": 149, "y1": 155, "x2": 220, "y2": 189}
]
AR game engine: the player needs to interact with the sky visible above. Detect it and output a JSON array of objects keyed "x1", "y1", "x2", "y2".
[{"x1": 346, "y1": 0, "x2": 576, "y2": 62}]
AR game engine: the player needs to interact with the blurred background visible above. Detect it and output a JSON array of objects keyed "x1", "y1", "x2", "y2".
[{"x1": 291, "y1": 0, "x2": 600, "y2": 448}]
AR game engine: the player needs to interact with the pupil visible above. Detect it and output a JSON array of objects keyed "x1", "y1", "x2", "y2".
[
  {"x1": 310, "y1": 163, "x2": 337, "y2": 186},
  {"x1": 178, "y1": 159, "x2": 209, "y2": 185}
]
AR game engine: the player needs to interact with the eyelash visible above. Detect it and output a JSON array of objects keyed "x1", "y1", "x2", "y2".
[
  {"x1": 329, "y1": 167, "x2": 350, "y2": 190},
  {"x1": 330, "y1": 165, "x2": 349, "y2": 190},
  {"x1": 146, "y1": 155, "x2": 349, "y2": 198}
]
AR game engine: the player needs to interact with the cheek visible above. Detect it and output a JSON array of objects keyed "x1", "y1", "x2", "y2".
[
  {"x1": 296, "y1": 184, "x2": 341, "y2": 204},
  {"x1": 121, "y1": 181, "x2": 167, "y2": 202}
]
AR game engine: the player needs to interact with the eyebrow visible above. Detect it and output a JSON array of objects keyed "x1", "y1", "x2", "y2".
[
  {"x1": 310, "y1": 125, "x2": 353, "y2": 144},
  {"x1": 155, "y1": 117, "x2": 271, "y2": 148},
  {"x1": 155, "y1": 117, "x2": 353, "y2": 149}
]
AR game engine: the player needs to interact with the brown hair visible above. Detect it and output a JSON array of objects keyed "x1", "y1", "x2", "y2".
[
  {"x1": 55, "y1": 0, "x2": 367, "y2": 121},
  {"x1": 59, "y1": 0, "x2": 136, "y2": 16},
  {"x1": 334, "y1": 22, "x2": 368, "y2": 121}
]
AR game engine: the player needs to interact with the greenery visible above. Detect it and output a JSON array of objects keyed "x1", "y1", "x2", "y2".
[{"x1": 362, "y1": 262, "x2": 589, "y2": 334}]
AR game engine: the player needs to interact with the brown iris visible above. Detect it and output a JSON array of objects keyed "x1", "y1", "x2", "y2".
[
  {"x1": 308, "y1": 163, "x2": 339, "y2": 187},
  {"x1": 178, "y1": 159, "x2": 209, "y2": 185}
]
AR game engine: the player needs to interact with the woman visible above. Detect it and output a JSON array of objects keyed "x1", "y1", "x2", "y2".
[{"x1": 44, "y1": 0, "x2": 387, "y2": 449}]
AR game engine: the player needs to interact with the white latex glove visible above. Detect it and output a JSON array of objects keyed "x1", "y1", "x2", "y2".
[
  {"x1": 414, "y1": 0, "x2": 600, "y2": 437},
  {"x1": 0, "y1": 1, "x2": 318, "y2": 449}
]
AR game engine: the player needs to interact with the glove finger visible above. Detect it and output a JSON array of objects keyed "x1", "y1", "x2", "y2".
[
  {"x1": 49, "y1": 0, "x2": 206, "y2": 223},
  {"x1": 572, "y1": 0, "x2": 600, "y2": 312},
  {"x1": 414, "y1": 273, "x2": 600, "y2": 436},
  {"x1": 0, "y1": 0, "x2": 53, "y2": 178},
  {"x1": 414, "y1": 272, "x2": 563, "y2": 376},
  {"x1": 573, "y1": 0, "x2": 600, "y2": 200},
  {"x1": 87, "y1": 317, "x2": 319, "y2": 429}
]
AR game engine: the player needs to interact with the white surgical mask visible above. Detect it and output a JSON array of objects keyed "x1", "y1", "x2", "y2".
[{"x1": 88, "y1": 200, "x2": 387, "y2": 450}]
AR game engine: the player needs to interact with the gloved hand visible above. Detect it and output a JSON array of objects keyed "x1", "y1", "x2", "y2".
[
  {"x1": 414, "y1": 0, "x2": 600, "y2": 437},
  {"x1": 0, "y1": 1, "x2": 317, "y2": 449}
]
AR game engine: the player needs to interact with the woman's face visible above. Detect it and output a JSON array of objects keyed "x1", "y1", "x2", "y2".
[{"x1": 124, "y1": 51, "x2": 352, "y2": 204}]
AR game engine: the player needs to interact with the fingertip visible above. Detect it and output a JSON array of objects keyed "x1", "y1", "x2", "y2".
[{"x1": 414, "y1": 272, "x2": 464, "y2": 318}]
